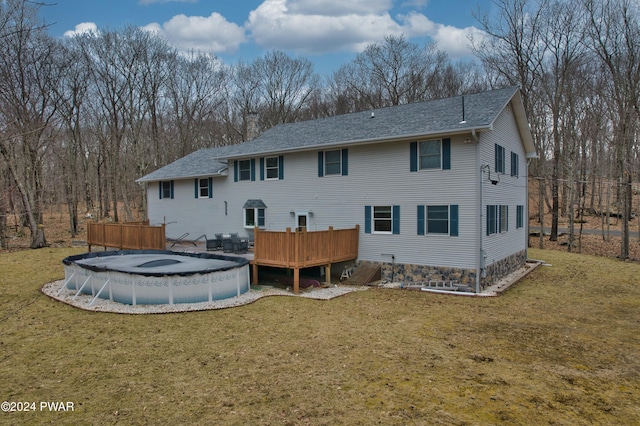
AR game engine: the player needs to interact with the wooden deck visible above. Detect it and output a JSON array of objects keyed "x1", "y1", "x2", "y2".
[{"x1": 252, "y1": 225, "x2": 359, "y2": 293}]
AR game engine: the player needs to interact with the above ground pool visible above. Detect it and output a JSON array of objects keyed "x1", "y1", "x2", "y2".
[{"x1": 62, "y1": 250, "x2": 250, "y2": 305}]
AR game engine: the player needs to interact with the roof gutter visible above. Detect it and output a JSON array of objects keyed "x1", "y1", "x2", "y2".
[{"x1": 135, "y1": 169, "x2": 228, "y2": 183}]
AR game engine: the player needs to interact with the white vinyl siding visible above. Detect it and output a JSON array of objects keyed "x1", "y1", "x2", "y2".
[
  {"x1": 147, "y1": 137, "x2": 478, "y2": 269},
  {"x1": 480, "y1": 105, "x2": 528, "y2": 265},
  {"x1": 146, "y1": 105, "x2": 527, "y2": 272}
]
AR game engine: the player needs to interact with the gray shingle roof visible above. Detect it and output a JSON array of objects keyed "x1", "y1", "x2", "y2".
[
  {"x1": 138, "y1": 86, "x2": 533, "y2": 183},
  {"x1": 136, "y1": 149, "x2": 227, "y2": 182},
  {"x1": 243, "y1": 199, "x2": 267, "y2": 209}
]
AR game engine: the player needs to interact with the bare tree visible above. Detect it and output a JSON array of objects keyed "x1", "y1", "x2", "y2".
[
  {"x1": 584, "y1": 0, "x2": 640, "y2": 259},
  {"x1": 52, "y1": 36, "x2": 91, "y2": 237},
  {"x1": 165, "y1": 52, "x2": 227, "y2": 157},
  {"x1": 224, "y1": 51, "x2": 319, "y2": 140},
  {"x1": 539, "y1": 0, "x2": 589, "y2": 242},
  {"x1": 80, "y1": 26, "x2": 160, "y2": 222},
  {"x1": 0, "y1": 0, "x2": 62, "y2": 248},
  {"x1": 330, "y1": 35, "x2": 450, "y2": 111},
  {"x1": 255, "y1": 50, "x2": 320, "y2": 128},
  {"x1": 225, "y1": 59, "x2": 263, "y2": 142}
]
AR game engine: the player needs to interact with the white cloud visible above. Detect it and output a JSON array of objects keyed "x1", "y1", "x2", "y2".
[
  {"x1": 400, "y1": 12, "x2": 487, "y2": 58},
  {"x1": 401, "y1": 0, "x2": 429, "y2": 8},
  {"x1": 431, "y1": 25, "x2": 486, "y2": 59},
  {"x1": 143, "y1": 13, "x2": 246, "y2": 53},
  {"x1": 246, "y1": 0, "x2": 405, "y2": 53},
  {"x1": 63, "y1": 22, "x2": 99, "y2": 38},
  {"x1": 245, "y1": 0, "x2": 481, "y2": 58},
  {"x1": 62, "y1": 0, "x2": 483, "y2": 60},
  {"x1": 286, "y1": 0, "x2": 393, "y2": 16}
]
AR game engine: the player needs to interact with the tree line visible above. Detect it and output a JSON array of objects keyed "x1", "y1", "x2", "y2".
[{"x1": 0, "y1": 0, "x2": 638, "y2": 259}]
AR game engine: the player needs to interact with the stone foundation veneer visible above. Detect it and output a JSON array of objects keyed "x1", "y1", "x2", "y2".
[
  {"x1": 481, "y1": 250, "x2": 527, "y2": 289},
  {"x1": 357, "y1": 249, "x2": 527, "y2": 292}
]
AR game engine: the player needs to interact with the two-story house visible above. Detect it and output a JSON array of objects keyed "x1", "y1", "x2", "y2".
[{"x1": 137, "y1": 86, "x2": 537, "y2": 292}]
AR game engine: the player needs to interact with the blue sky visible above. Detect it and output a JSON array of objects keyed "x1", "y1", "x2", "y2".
[{"x1": 41, "y1": 0, "x2": 493, "y2": 74}]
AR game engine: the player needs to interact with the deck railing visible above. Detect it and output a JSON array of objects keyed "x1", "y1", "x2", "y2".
[
  {"x1": 252, "y1": 225, "x2": 359, "y2": 293},
  {"x1": 87, "y1": 221, "x2": 166, "y2": 251}
]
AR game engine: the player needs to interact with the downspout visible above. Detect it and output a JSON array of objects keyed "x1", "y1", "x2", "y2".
[
  {"x1": 525, "y1": 158, "x2": 530, "y2": 260},
  {"x1": 473, "y1": 129, "x2": 482, "y2": 294},
  {"x1": 382, "y1": 253, "x2": 395, "y2": 282}
]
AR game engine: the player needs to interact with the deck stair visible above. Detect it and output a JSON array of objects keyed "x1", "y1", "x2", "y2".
[{"x1": 344, "y1": 263, "x2": 381, "y2": 285}]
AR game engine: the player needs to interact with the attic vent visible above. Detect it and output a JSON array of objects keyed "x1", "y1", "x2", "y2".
[{"x1": 370, "y1": 112, "x2": 375, "y2": 118}]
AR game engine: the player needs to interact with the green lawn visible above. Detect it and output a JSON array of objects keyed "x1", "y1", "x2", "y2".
[{"x1": 1, "y1": 247, "x2": 639, "y2": 425}]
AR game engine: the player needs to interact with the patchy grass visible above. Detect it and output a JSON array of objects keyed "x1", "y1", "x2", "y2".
[{"x1": 0, "y1": 248, "x2": 639, "y2": 425}]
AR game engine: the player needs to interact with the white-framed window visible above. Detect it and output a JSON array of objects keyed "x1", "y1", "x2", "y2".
[
  {"x1": 198, "y1": 178, "x2": 210, "y2": 198},
  {"x1": 511, "y1": 152, "x2": 519, "y2": 177},
  {"x1": 495, "y1": 144, "x2": 506, "y2": 174},
  {"x1": 418, "y1": 204, "x2": 458, "y2": 236},
  {"x1": 427, "y1": 205, "x2": 449, "y2": 234},
  {"x1": 365, "y1": 205, "x2": 399, "y2": 234},
  {"x1": 419, "y1": 140, "x2": 442, "y2": 170},
  {"x1": 487, "y1": 205, "x2": 508, "y2": 235},
  {"x1": 324, "y1": 149, "x2": 342, "y2": 175},
  {"x1": 238, "y1": 160, "x2": 251, "y2": 181},
  {"x1": 500, "y1": 205, "x2": 508, "y2": 232},
  {"x1": 516, "y1": 205, "x2": 524, "y2": 229},
  {"x1": 160, "y1": 181, "x2": 173, "y2": 199},
  {"x1": 373, "y1": 206, "x2": 392, "y2": 234},
  {"x1": 244, "y1": 208, "x2": 265, "y2": 228},
  {"x1": 487, "y1": 205, "x2": 497, "y2": 235},
  {"x1": 265, "y1": 156, "x2": 279, "y2": 180}
]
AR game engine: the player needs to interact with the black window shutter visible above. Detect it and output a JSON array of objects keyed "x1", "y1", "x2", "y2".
[
  {"x1": 442, "y1": 138, "x2": 451, "y2": 170},
  {"x1": 318, "y1": 152, "x2": 324, "y2": 177},
  {"x1": 450, "y1": 205, "x2": 459, "y2": 236},
  {"x1": 208, "y1": 177, "x2": 213, "y2": 198},
  {"x1": 392, "y1": 205, "x2": 400, "y2": 234},
  {"x1": 194, "y1": 179, "x2": 198, "y2": 198},
  {"x1": 170, "y1": 180, "x2": 174, "y2": 199},
  {"x1": 410, "y1": 142, "x2": 418, "y2": 172},
  {"x1": 364, "y1": 206, "x2": 371, "y2": 234},
  {"x1": 234, "y1": 160, "x2": 238, "y2": 182},
  {"x1": 159, "y1": 182, "x2": 163, "y2": 199},
  {"x1": 417, "y1": 205, "x2": 425, "y2": 235},
  {"x1": 279, "y1": 155, "x2": 284, "y2": 180},
  {"x1": 341, "y1": 148, "x2": 348, "y2": 176},
  {"x1": 487, "y1": 205, "x2": 491, "y2": 236},
  {"x1": 260, "y1": 158, "x2": 265, "y2": 181}
]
